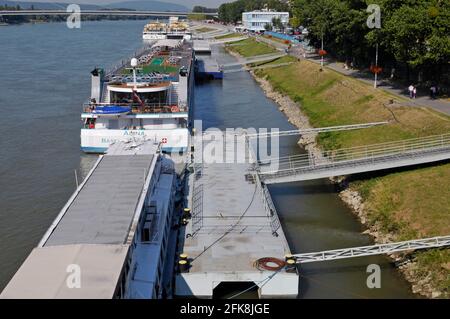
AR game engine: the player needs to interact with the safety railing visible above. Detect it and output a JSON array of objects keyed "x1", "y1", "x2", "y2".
[
  {"x1": 191, "y1": 183, "x2": 204, "y2": 235},
  {"x1": 254, "y1": 172, "x2": 281, "y2": 235},
  {"x1": 293, "y1": 235, "x2": 450, "y2": 264},
  {"x1": 260, "y1": 133, "x2": 450, "y2": 177},
  {"x1": 82, "y1": 102, "x2": 188, "y2": 114},
  {"x1": 104, "y1": 45, "x2": 154, "y2": 76},
  {"x1": 195, "y1": 224, "x2": 273, "y2": 235}
]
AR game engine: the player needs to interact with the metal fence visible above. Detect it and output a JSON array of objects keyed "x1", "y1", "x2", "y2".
[
  {"x1": 261, "y1": 133, "x2": 450, "y2": 178},
  {"x1": 191, "y1": 183, "x2": 203, "y2": 235},
  {"x1": 293, "y1": 235, "x2": 450, "y2": 264}
]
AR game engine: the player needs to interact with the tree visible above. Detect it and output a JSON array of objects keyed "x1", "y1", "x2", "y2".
[
  {"x1": 290, "y1": 0, "x2": 450, "y2": 83},
  {"x1": 271, "y1": 17, "x2": 283, "y2": 31},
  {"x1": 264, "y1": 23, "x2": 272, "y2": 31},
  {"x1": 289, "y1": 16, "x2": 301, "y2": 29},
  {"x1": 192, "y1": 6, "x2": 217, "y2": 13}
]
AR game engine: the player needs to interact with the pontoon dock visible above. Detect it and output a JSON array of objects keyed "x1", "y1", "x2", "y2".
[{"x1": 175, "y1": 133, "x2": 299, "y2": 298}]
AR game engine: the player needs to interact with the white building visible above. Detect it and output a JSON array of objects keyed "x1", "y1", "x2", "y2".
[{"x1": 242, "y1": 10, "x2": 289, "y2": 32}]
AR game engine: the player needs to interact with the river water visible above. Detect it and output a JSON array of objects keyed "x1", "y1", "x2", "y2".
[{"x1": 0, "y1": 20, "x2": 416, "y2": 298}]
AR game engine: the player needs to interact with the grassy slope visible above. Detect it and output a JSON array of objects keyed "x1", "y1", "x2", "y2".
[
  {"x1": 195, "y1": 27, "x2": 215, "y2": 33},
  {"x1": 226, "y1": 38, "x2": 277, "y2": 57},
  {"x1": 255, "y1": 59, "x2": 450, "y2": 297},
  {"x1": 250, "y1": 55, "x2": 298, "y2": 67},
  {"x1": 215, "y1": 33, "x2": 240, "y2": 40}
]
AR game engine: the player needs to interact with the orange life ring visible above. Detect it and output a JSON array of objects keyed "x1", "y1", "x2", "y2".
[{"x1": 170, "y1": 105, "x2": 179, "y2": 113}]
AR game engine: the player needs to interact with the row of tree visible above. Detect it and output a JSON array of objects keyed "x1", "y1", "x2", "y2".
[
  {"x1": 291, "y1": 0, "x2": 449, "y2": 83},
  {"x1": 192, "y1": 6, "x2": 218, "y2": 13},
  {"x1": 218, "y1": 0, "x2": 289, "y2": 23}
]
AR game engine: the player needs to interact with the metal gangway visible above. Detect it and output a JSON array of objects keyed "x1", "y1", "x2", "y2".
[
  {"x1": 293, "y1": 236, "x2": 450, "y2": 264},
  {"x1": 246, "y1": 122, "x2": 389, "y2": 139},
  {"x1": 259, "y1": 133, "x2": 450, "y2": 184}
]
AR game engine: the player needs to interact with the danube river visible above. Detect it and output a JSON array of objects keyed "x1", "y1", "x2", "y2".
[{"x1": 0, "y1": 20, "x2": 416, "y2": 298}]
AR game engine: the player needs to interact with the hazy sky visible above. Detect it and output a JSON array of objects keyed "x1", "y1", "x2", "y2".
[{"x1": 13, "y1": 0, "x2": 231, "y2": 9}]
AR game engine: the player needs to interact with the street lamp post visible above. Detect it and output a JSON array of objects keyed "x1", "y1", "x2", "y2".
[
  {"x1": 321, "y1": 35, "x2": 324, "y2": 70},
  {"x1": 374, "y1": 43, "x2": 378, "y2": 88}
]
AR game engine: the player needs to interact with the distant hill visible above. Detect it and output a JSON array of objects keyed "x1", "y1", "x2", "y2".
[
  {"x1": 0, "y1": 1, "x2": 101, "y2": 10},
  {"x1": 0, "y1": 0, "x2": 190, "y2": 12},
  {"x1": 104, "y1": 1, "x2": 189, "y2": 12}
]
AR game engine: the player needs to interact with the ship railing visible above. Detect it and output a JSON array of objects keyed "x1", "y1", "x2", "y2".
[
  {"x1": 191, "y1": 183, "x2": 204, "y2": 235},
  {"x1": 256, "y1": 173, "x2": 281, "y2": 236},
  {"x1": 103, "y1": 45, "x2": 154, "y2": 77},
  {"x1": 82, "y1": 102, "x2": 189, "y2": 114}
]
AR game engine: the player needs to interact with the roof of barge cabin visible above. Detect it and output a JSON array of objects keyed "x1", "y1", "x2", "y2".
[{"x1": 0, "y1": 141, "x2": 162, "y2": 299}]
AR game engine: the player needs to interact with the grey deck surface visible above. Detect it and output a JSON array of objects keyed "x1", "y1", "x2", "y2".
[
  {"x1": 183, "y1": 137, "x2": 291, "y2": 273},
  {"x1": 45, "y1": 154, "x2": 153, "y2": 246}
]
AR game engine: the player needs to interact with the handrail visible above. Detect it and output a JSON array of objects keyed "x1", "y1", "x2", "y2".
[
  {"x1": 260, "y1": 133, "x2": 450, "y2": 176},
  {"x1": 82, "y1": 102, "x2": 189, "y2": 114}
]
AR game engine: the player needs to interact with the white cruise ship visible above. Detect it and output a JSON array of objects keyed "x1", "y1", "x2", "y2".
[
  {"x1": 81, "y1": 39, "x2": 194, "y2": 154},
  {"x1": 142, "y1": 21, "x2": 168, "y2": 40},
  {"x1": 143, "y1": 17, "x2": 191, "y2": 40}
]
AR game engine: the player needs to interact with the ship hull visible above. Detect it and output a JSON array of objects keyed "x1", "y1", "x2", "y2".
[
  {"x1": 142, "y1": 33, "x2": 167, "y2": 40},
  {"x1": 81, "y1": 128, "x2": 189, "y2": 153}
]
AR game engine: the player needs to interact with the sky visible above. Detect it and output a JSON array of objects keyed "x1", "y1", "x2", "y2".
[{"x1": 11, "y1": 0, "x2": 230, "y2": 9}]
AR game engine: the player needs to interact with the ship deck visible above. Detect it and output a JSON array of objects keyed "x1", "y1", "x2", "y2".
[
  {"x1": 1, "y1": 142, "x2": 162, "y2": 299},
  {"x1": 176, "y1": 135, "x2": 299, "y2": 298},
  {"x1": 44, "y1": 153, "x2": 155, "y2": 246}
]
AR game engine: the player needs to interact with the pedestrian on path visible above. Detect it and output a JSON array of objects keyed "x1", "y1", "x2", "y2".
[
  {"x1": 413, "y1": 86, "x2": 417, "y2": 99},
  {"x1": 430, "y1": 85, "x2": 437, "y2": 99},
  {"x1": 408, "y1": 84, "x2": 414, "y2": 98}
]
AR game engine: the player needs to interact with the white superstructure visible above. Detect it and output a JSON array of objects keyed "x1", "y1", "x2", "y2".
[{"x1": 242, "y1": 9, "x2": 289, "y2": 32}]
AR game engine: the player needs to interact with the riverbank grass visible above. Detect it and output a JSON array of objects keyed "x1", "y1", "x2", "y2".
[
  {"x1": 255, "y1": 60, "x2": 450, "y2": 150},
  {"x1": 225, "y1": 38, "x2": 277, "y2": 57},
  {"x1": 215, "y1": 33, "x2": 241, "y2": 40}
]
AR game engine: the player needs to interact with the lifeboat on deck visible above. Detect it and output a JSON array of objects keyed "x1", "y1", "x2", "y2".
[{"x1": 92, "y1": 105, "x2": 131, "y2": 117}]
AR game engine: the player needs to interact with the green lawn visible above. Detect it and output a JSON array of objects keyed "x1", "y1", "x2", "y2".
[
  {"x1": 226, "y1": 38, "x2": 277, "y2": 57},
  {"x1": 250, "y1": 55, "x2": 297, "y2": 67},
  {"x1": 215, "y1": 33, "x2": 241, "y2": 40}
]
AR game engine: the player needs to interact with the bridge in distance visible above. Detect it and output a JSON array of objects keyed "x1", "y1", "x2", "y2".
[{"x1": 0, "y1": 10, "x2": 218, "y2": 17}]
